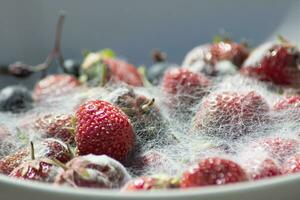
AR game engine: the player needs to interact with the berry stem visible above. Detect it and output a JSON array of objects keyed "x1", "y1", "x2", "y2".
[
  {"x1": 34, "y1": 13, "x2": 66, "y2": 73},
  {"x1": 51, "y1": 158, "x2": 68, "y2": 171},
  {"x1": 0, "y1": 13, "x2": 68, "y2": 78},
  {"x1": 30, "y1": 141, "x2": 35, "y2": 160},
  {"x1": 66, "y1": 144, "x2": 74, "y2": 158}
]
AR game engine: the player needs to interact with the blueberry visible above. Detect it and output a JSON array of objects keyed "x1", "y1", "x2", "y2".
[
  {"x1": 147, "y1": 63, "x2": 176, "y2": 85},
  {"x1": 63, "y1": 59, "x2": 80, "y2": 77},
  {"x1": 0, "y1": 85, "x2": 33, "y2": 113}
]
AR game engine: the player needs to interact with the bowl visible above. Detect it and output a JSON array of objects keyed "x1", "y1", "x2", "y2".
[
  {"x1": 1, "y1": 0, "x2": 300, "y2": 199},
  {"x1": 1, "y1": 172, "x2": 300, "y2": 200}
]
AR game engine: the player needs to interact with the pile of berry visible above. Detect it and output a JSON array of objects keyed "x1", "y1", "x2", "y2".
[{"x1": 1, "y1": 34, "x2": 300, "y2": 193}]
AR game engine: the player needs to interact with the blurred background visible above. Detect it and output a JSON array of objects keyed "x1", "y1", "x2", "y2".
[{"x1": 0, "y1": 0, "x2": 299, "y2": 87}]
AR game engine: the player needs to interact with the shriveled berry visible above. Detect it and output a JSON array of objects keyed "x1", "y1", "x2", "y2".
[
  {"x1": 8, "y1": 62, "x2": 33, "y2": 78},
  {"x1": 107, "y1": 87, "x2": 167, "y2": 148},
  {"x1": 55, "y1": 155, "x2": 131, "y2": 188}
]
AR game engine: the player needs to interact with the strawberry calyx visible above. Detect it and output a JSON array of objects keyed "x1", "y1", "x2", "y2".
[{"x1": 141, "y1": 98, "x2": 155, "y2": 113}]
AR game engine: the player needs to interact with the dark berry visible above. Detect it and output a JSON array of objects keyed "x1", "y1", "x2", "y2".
[{"x1": 0, "y1": 85, "x2": 33, "y2": 113}]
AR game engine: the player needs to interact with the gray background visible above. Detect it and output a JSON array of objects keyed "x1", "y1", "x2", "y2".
[{"x1": 0, "y1": 0, "x2": 299, "y2": 88}]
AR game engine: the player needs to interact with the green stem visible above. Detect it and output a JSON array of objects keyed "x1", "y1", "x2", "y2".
[{"x1": 30, "y1": 141, "x2": 35, "y2": 160}]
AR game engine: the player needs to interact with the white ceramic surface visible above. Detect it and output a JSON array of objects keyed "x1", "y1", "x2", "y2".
[{"x1": 1, "y1": 0, "x2": 300, "y2": 199}]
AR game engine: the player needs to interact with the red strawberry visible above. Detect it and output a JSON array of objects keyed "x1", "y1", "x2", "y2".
[
  {"x1": 180, "y1": 157, "x2": 248, "y2": 188},
  {"x1": 35, "y1": 138, "x2": 73, "y2": 164},
  {"x1": 34, "y1": 114, "x2": 74, "y2": 144},
  {"x1": 33, "y1": 74, "x2": 80, "y2": 101},
  {"x1": 162, "y1": 68, "x2": 210, "y2": 116},
  {"x1": 75, "y1": 100, "x2": 135, "y2": 162},
  {"x1": 273, "y1": 96, "x2": 300, "y2": 111},
  {"x1": 183, "y1": 41, "x2": 248, "y2": 76},
  {"x1": 282, "y1": 154, "x2": 300, "y2": 174},
  {"x1": 259, "y1": 137, "x2": 299, "y2": 162},
  {"x1": 102, "y1": 58, "x2": 143, "y2": 86},
  {"x1": 9, "y1": 159, "x2": 62, "y2": 183},
  {"x1": 244, "y1": 158, "x2": 281, "y2": 180},
  {"x1": 241, "y1": 41, "x2": 300, "y2": 86},
  {"x1": 193, "y1": 91, "x2": 269, "y2": 138},
  {"x1": 209, "y1": 41, "x2": 249, "y2": 67},
  {"x1": 122, "y1": 175, "x2": 180, "y2": 191},
  {"x1": 55, "y1": 155, "x2": 131, "y2": 188},
  {"x1": 0, "y1": 149, "x2": 29, "y2": 175}
]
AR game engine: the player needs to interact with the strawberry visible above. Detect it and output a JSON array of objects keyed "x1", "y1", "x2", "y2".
[
  {"x1": 9, "y1": 159, "x2": 63, "y2": 183},
  {"x1": 35, "y1": 138, "x2": 73, "y2": 164},
  {"x1": 162, "y1": 68, "x2": 210, "y2": 117},
  {"x1": 273, "y1": 96, "x2": 300, "y2": 111},
  {"x1": 258, "y1": 137, "x2": 299, "y2": 162},
  {"x1": 0, "y1": 139, "x2": 72, "y2": 174},
  {"x1": 244, "y1": 158, "x2": 281, "y2": 180},
  {"x1": 33, "y1": 74, "x2": 80, "y2": 101},
  {"x1": 183, "y1": 41, "x2": 248, "y2": 76},
  {"x1": 75, "y1": 100, "x2": 135, "y2": 162},
  {"x1": 0, "y1": 149, "x2": 29, "y2": 175},
  {"x1": 209, "y1": 41, "x2": 249, "y2": 67},
  {"x1": 122, "y1": 175, "x2": 180, "y2": 191},
  {"x1": 241, "y1": 41, "x2": 300, "y2": 86},
  {"x1": 34, "y1": 114, "x2": 74, "y2": 144},
  {"x1": 180, "y1": 157, "x2": 248, "y2": 188},
  {"x1": 107, "y1": 87, "x2": 167, "y2": 148},
  {"x1": 102, "y1": 58, "x2": 143, "y2": 86},
  {"x1": 193, "y1": 91, "x2": 269, "y2": 138},
  {"x1": 131, "y1": 150, "x2": 177, "y2": 176},
  {"x1": 81, "y1": 51, "x2": 143, "y2": 87},
  {"x1": 54, "y1": 155, "x2": 131, "y2": 188},
  {"x1": 282, "y1": 154, "x2": 300, "y2": 174}
]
